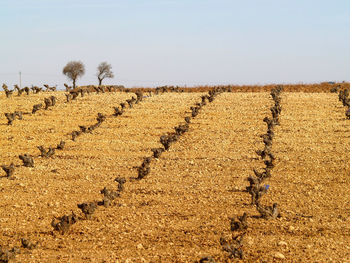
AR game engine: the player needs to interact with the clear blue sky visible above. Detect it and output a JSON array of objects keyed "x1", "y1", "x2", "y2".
[{"x1": 1, "y1": 0, "x2": 349, "y2": 88}]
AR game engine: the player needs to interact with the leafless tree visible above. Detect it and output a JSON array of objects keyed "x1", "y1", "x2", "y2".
[
  {"x1": 62, "y1": 61, "x2": 85, "y2": 89},
  {"x1": 97, "y1": 62, "x2": 114, "y2": 86}
]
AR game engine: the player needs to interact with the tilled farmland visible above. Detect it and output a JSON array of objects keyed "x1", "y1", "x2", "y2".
[{"x1": 0, "y1": 87, "x2": 350, "y2": 262}]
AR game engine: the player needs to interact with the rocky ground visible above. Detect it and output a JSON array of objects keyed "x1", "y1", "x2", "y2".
[{"x1": 0, "y1": 90, "x2": 349, "y2": 262}]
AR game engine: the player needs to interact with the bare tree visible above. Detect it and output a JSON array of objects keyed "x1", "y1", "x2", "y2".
[
  {"x1": 97, "y1": 62, "x2": 114, "y2": 86},
  {"x1": 62, "y1": 61, "x2": 85, "y2": 89}
]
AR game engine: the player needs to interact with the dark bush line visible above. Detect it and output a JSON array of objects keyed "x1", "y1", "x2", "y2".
[
  {"x1": 51, "y1": 176, "x2": 128, "y2": 234},
  {"x1": 230, "y1": 86, "x2": 283, "y2": 260},
  {"x1": 154, "y1": 86, "x2": 185, "y2": 94},
  {"x1": 2, "y1": 82, "x2": 135, "y2": 126},
  {"x1": 246, "y1": 85, "x2": 283, "y2": 218},
  {"x1": 50, "y1": 177, "x2": 127, "y2": 235},
  {"x1": 68, "y1": 112, "x2": 107, "y2": 142},
  {"x1": 65, "y1": 85, "x2": 129, "y2": 101},
  {"x1": 64, "y1": 84, "x2": 144, "y2": 104},
  {"x1": 2, "y1": 83, "x2": 57, "y2": 99},
  {"x1": 332, "y1": 86, "x2": 350, "y2": 119},
  {"x1": 2, "y1": 85, "x2": 127, "y2": 125}
]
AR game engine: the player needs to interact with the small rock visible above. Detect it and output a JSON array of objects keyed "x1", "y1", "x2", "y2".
[
  {"x1": 273, "y1": 252, "x2": 285, "y2": 259},
  {"x1": 278, "y1": 241, "x2": 288, "y2": 247},
  {"x1": 137, "y1": 243, "x2": 143, "y2": 249},
  {"x1": 288, "y1": 225, "x2": 295, "y2": 231},
  {"x1": 246, "y1": 237, "x2": 254, "y2": 246}
]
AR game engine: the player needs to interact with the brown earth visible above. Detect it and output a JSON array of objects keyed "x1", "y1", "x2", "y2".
[{"x1": 0, "y1": 90, "x2": 349, "y2": 262}]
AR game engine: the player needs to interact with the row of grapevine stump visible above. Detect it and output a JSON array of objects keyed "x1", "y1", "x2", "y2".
[
  {"x1": 1, "y1": 84, "x2": 56, "y2": 98},
  {"x1": 331, "y1": 85, "x2": 350, "y2": 119},
  {"x1": 2, "y1": 84, "x2": 121, "y2": 126},
  {"x1": 200, "y1": 86, "x2": 283, "y2": 262}
]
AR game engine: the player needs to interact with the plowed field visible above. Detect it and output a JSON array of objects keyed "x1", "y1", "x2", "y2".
[{"x1": 0, "y1": 91, "x2": 349, "y2": 262}]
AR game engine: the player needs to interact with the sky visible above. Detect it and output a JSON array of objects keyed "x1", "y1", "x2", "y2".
[{"x1": 0, "y1": 0, "x2": 350, "y2": 89}]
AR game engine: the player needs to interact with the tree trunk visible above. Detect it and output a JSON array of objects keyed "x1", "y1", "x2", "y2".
[
  {"x1": 98, "y1": 78, "x2": 102, "y2": 87},
  {"x1": 73, "y1": 79, "x2": 76, "y2": 89}
]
